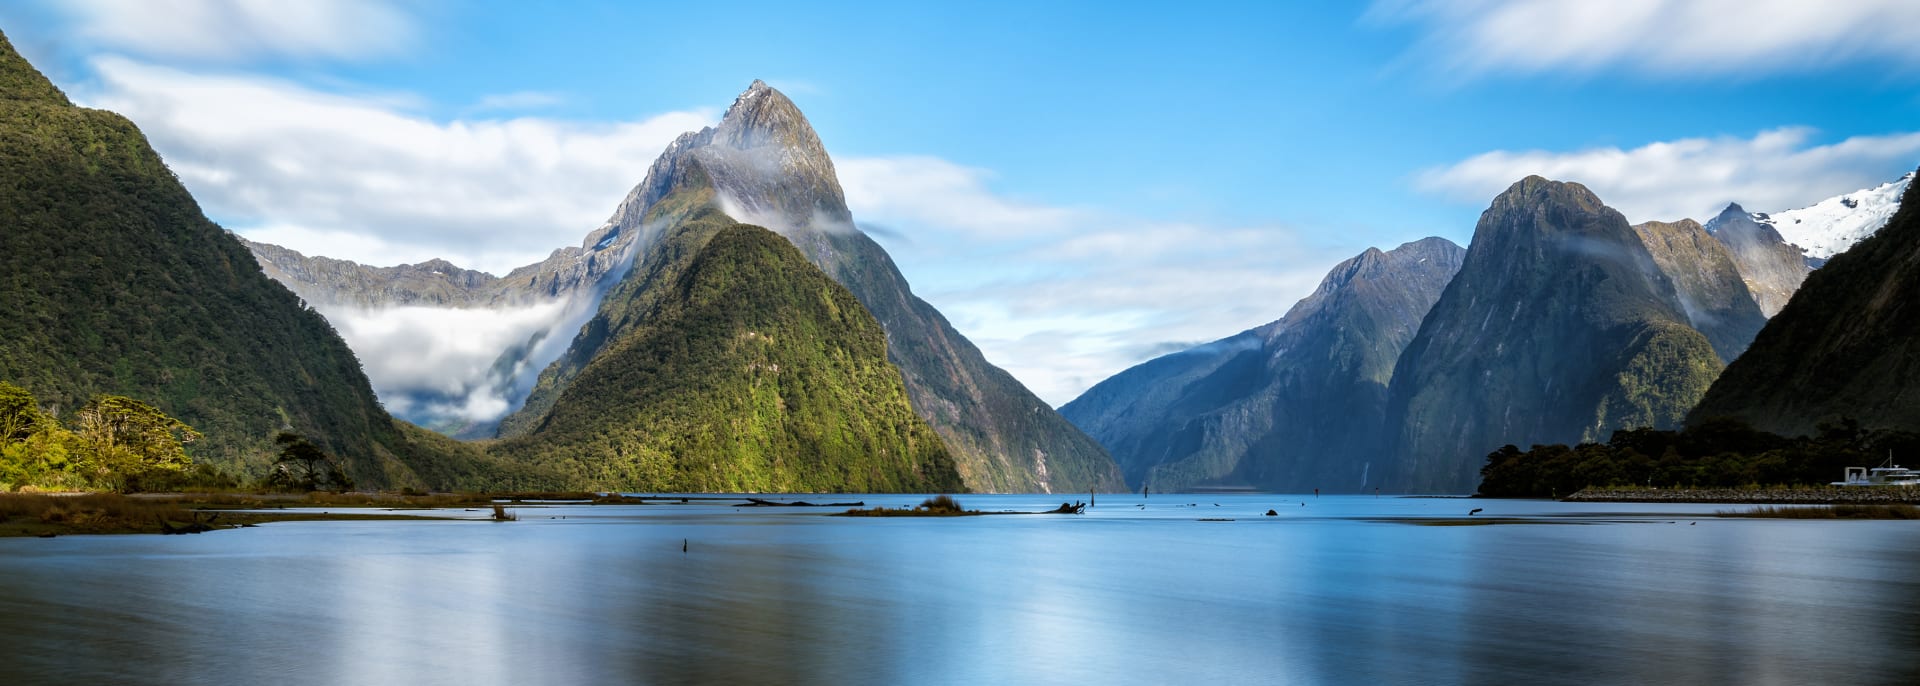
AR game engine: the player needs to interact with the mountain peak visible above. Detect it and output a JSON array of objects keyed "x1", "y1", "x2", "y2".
[
  {"x1": 1490, "y1": 176, "x2": 1606, "y2": 216},
  {"x1": 713, "y1": 79, "x2": 820, "y2": 152}
]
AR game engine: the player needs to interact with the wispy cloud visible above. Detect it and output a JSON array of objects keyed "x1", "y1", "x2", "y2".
[
  {"x1": 839, "y1": 158, "x2": 1350, "y2": 405},
  {"x1": 1370, "y1": 0, "x2": 1920, "y2": 78},
  {"x1": 84, "y1": 57, "x2": 715, "y2": 273},
  {"x1": 838, "y1": 156, "x2": 1086, "y2": 238},
  {"x1": 56, "y1": 0, "x2": 416, "y2": 63},
  {"x1": 1415, "y1": 127, "x2": 1920, "y2": 221}
]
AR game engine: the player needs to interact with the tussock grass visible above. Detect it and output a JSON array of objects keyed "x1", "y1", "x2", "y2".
[{"x1": 0, "y1": 493, "x2": 200, "y2": 534}]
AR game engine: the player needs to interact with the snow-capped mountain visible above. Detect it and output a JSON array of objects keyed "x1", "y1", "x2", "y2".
[{"x1": 1756, "y1": 172, "x2": 1913, "y2": 265}]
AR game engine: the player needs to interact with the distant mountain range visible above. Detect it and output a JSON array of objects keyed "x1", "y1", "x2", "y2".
[
  {"x1": 16, "y1": 13, "x2": 1908, "y2": 496},
  {"x1": 1066, "y1": 171, "x2": 1914, "y2": 494},
  {"x1": 1061, "y1": 238, "x2": 1463, "y2": 493}
]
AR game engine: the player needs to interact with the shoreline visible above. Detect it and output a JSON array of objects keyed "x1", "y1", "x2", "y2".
[{"x1": 1565, "y1": 487, "x2": 1920, "y2": 504}]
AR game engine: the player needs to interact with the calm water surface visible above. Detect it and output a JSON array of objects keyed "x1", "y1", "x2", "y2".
[{"x1": 1, "y1": 494, "x2": 1916, "y2": 685}]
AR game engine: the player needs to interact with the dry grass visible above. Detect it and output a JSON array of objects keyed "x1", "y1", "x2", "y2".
[{"x1": 0, "y1": 493, "x2": 202, "y2": 535}]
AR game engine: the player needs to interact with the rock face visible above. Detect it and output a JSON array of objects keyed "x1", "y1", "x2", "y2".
[
  {"x1": 1703, "y1": 204, "x2": 1812, "y2": 317},
  {"x1": 1380, "y1": 177, "x2": 1723, "y2": 493},
  {"x1": 490, "y1": 211, "x2": 964, "y2": 493},
  {"x1": 0, "y1": 32, "x2": 499, "y2": 488},
  {"x1": 1631, "y1": 219, "x2": 1767, "y2": 362},
  {"x1": 1060, "y1": 238, "x2": 1464, "y2": 493},
  {"x1": 1690, "y1": 168, "x2": 1920, "y2": 437},
  {"x1": 501, "y1": 81, "x2": 1124, "y2": 493}
]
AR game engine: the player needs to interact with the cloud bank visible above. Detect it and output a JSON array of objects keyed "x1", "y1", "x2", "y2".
[
  {"x1": 1416, "y1": 127, "x2": 1920, "y2": 222},
  {"x1": 1370, "y1": 0, "x2": 1920, "y2": 77},
  {"x1": 83, "y1": 57, "x2": 713, "y2": 274}
]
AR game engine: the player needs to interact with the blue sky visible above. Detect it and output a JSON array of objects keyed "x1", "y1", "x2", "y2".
[{"x1": 5, "y1": 0, "x2": 1920, "y2": 406}]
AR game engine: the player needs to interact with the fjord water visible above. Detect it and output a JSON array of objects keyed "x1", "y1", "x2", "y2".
[{"x1": 2, "y1": 495, "x2": 1916, "y2": 685}]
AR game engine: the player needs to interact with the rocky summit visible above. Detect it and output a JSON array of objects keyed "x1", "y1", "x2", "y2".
[
  {"x1": 1380, "y1": 177, "x2": 1723, "y2": 493},
  {"x1": 1061, "y1": 237, "x2": 1464, "y2": 493},
  {"x1": 1703, "y1": 203, "x2": 1811, "y2": 317}
]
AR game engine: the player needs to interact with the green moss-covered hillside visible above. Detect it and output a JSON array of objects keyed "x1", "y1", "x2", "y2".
[
  {"x1": 492, "y1": 209, "x2": 964, "y2": 493},
  {"x1": 0, "y1": 31, "x2": 504, "y2": 488}
]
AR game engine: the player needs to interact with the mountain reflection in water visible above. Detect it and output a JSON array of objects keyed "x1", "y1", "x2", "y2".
[{"x1": 1, "y1": 494, "x2": 1915, "y2": 685}]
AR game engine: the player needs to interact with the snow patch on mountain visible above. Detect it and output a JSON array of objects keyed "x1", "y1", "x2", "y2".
[{"x1": 1757, "y1": 172, "x2": 1912, "y2": 261}]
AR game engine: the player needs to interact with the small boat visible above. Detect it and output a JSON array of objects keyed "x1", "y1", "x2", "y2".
[{"x1": 1833, "y1": 453, "x2": 1920, "y2": 487}]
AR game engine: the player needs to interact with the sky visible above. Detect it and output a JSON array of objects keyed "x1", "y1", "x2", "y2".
[{"x1": 5, "y1": 0, "x2": 1920, "y2": 407}]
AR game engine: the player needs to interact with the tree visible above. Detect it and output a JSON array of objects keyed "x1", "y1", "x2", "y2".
[
  {"x1": 265, "y1": 431, "x2": 353, "y2": 492},
  {"x1": 0, "y1": 381, "x2": 79, "y2": 489},
  {"x1": 0, "y1": 381, "x2": 50, "y2": 443},
  {"x1": 72, "y1": 395, "x2": 200, "y2": 491}
]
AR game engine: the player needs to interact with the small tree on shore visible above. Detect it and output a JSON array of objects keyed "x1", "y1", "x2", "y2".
[{"x1": 265, "y1": 431, "x2": 353, "y2": 493}]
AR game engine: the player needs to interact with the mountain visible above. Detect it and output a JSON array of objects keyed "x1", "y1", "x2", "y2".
[
  {"x1": 1060, "y1": 237, "x2": 1464, "y2": 493},
  {"x1": 1630, "y1": 219, "x2": 1767, "y2": 362},
  {"x1": 1381, "y1": 177, "x2": 1723, "y2": 493},
  {"x1": 1689, "y1": 168, "x2": 1920, "y2": 437},
  {"x1": 0, "y1": 32, "x2": 506, "y2": 488},
  {"x1": 500, "y1": 81, "x2": 1123, "y2": 493},
  {"x1": 1703, "y1": 204, "x2": 1811, "y2": 317},
  {"x1": 243, "y1": 242, "x2": 501, "y2": 308},
  {"x1": 1759, "y1": 172, "x2": 1913, "y2": 265},
  {"x1": 490, "y1": 209, "x2": 964, "y2": 492}
]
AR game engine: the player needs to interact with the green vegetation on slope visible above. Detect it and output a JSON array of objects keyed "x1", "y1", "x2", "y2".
[
  {"x1": 492, "y1": 210, "x2": 963, "y2": 493},
  {"x1": 0, "y1": 32, "x2": 500, "y2": 489}
]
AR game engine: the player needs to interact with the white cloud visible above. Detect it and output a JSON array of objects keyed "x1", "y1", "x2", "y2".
[
  {"x1": 323, "y1": 300, "x2": 575, "y2": 426},
  {"x1": 58, "y1": 0, "x2": 415, "y2": 63},
  {"x1": 839, "y1": 156, "x2": 1086, "y2": 238},
  {"x1": 1370, "y1": 0, "x2": 1920, "y2": 77},
  {"x1": 1415, "y1": 127, "x2": 1920, "y2": 221},
  {"x1": 84, "y1": 57, "x2": 715, "y2": 273},
  {"x1": 839, "y1": 159, "x2": 1351, "y2": 406}
]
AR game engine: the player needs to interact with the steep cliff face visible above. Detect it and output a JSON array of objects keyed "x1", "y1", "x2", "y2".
[
  {"x1": 500, "y1": 81, "x2": 1123, "y2": 493},
  {"x1": 1061, "y1": 238, "x2": 1464, "y2": 493},
  {"x1": 1691, "y1": 168, "x2": 1920, "y2": 437},
  {"x1": 1381, "y1": 177, "x2": 1722, "y2": 493},
  {"x1": 491, "y1": 210, "x2": 963, "y2": 493},
  {"x1": 1704, "y1": 204, "x2": 1812, "y2": 317},
  {"x1": 0, "y1": 32, "x2": 503, "y2": 488},
  {"x1": 1631, "y1": 219, "x2": 1767, "y2": 362}
]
